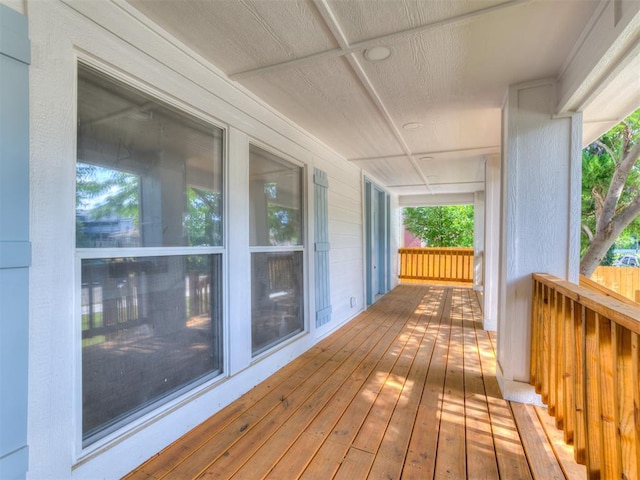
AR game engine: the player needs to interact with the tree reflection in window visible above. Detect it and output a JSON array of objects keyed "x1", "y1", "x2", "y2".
[
  {"x1": 186, "y1": 187, "x2": 222, "y2": 247},
  {"x1": 76, "y1": 163, "x2": 140, "y2": 248}
]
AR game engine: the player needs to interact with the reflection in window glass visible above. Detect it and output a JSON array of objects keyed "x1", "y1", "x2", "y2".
[
  {"x1": 81, "y1": 254, "x2": 222, "y2": 445},
  {"x1": 249, "y1": 146, "x2": 302, "y2": 247},
  {"x1": 76, "y1": 65, "x2": 223, "y2": 248},
  {"x1": 251, "y1": 252, "x2": 303, "y2": 355},
  {"x1": 76, "y1": 65, "x2": 225, "y2": 447}
]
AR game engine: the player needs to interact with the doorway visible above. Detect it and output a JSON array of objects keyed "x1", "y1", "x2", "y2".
[{"x1": 365, "y1": 179, "x2": 391, "y2": 306}]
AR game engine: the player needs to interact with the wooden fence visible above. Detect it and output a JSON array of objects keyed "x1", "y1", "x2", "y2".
[
  {"x1": 398, "y1": 247, "x2": 473, "y2": 283},
  {"x1": 531, "y1": 273, "x2": 640, "y2": 479},
  {"x1": 590, "y1": 265, "x2": 640, "y2": 303}
]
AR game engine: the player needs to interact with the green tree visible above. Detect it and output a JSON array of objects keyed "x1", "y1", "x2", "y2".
[
  {"x1": 403, "y1": 205, "x2": 474, "y2": 247},
  {"x1": 580, "y1": 108, "x2": 640, "y2": 276}
]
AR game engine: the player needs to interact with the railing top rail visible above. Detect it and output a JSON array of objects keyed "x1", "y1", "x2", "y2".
[
  {"x1": 398, "y1": 247, "x2": 474, "y2": 253},
  {"x1": 578, "y1": 274, "x2": 639, "y2": 308},
  {"x1": 533, "y1": 273, "x2": 640, "y2": 334}
]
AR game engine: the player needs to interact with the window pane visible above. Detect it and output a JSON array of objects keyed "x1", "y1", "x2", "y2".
[
  {"x1": 249, "y1": 146, "x2": 302, "y2": 246},
  {"x1": 81, "y1": 254, "x2": 222, "y2": 444},
  {"x1": 251, "y1": 252, "x2": 303, "y2": 355},
  {"x1": 76, "y1": 65, "x2": 223, "y2": 248}
]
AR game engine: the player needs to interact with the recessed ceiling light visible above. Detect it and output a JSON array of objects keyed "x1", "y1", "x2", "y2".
[
  {"x1": 403, "y1": 122, "x2": 423, "y2": 130},
  {"x1": 363, "y1": 46, "x2": 392, "y2": 62},
  {"x1": 419, "y1": 156, "x2": 434, "y2": 162}
]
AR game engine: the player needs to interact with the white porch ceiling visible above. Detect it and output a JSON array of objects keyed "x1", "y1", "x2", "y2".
[{"x1": 126, "y1": 0, "x2": 638, "y2": 202}]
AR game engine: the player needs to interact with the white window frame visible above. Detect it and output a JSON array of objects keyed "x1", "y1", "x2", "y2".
[
  {"x1": 247, "y1": 141, "x2": 309, "y2": 360},
  {"x1": 74, "y1": 60, "x2": 229, "y2": 457}
]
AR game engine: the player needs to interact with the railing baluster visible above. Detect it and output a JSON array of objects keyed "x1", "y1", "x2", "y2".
[
  {"x1": 531, "y1": 279, "x2": 540, "y2": 389},
  {"x1": 632, "y1": 332, "x2": 640, "y2": 479},
  {"x1": 549, "y1": 288, "x2": 558, "y2": 417},
  {"x1": 599, "y1": 315, "x2": 620, "y2": 479},
  {"x1": 397, "y1": 248, "x2": 474, "y2": 283},
  {"x1": 585, "y1": 309, "x2": 602, "y2": 478},
  {"x1": 574, "y1": 301, "x2": 587, "y2": 466},
  {"x1": 542, "y1": 284, "x2": 551, "y2": 405},
  {"x1": 563, "y1": 296, "x2": 575, "y2": 445},
  {"x1": 554, "y1": 289, "x2": 564, "y2": 430}
]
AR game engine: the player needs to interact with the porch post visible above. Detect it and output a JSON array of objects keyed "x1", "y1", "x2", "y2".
[
  {"x1": 483, "y1": 154, "x2": 500, "y2": 332},
  {"x1": 496, "y1": 79, "x2": 582, "y2": 403},
  {"x1": 473, "y1": 191, "x2": 484, "y2": 292}
]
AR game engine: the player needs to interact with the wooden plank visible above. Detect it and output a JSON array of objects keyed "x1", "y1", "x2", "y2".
[
  {"x1": 511, "y1": 402, "x2": 565, "y2": 480},
  {"x1": 580, "y1": 273, "x2": 639, "y2": 308},
  {"x1": 149, "y1": 289, "x2": 416, "y2": 479},
  {"x1": 125, "y1": 299, "x2": 375, "y2": 479},
  {"x1": 531, "y1": 279, "x2": 540, "y2": 390},
  {"x1": 298, "y1": 438, "x2": 348, "y2": 479},
  {"x1": 533, "y1": 406, "x2": 586, "y2": 480},
  {"x1": 631, "y1": 332, "x2": 640, "y2": 479},
  {"x1": 268, "y1": 287, "x2": 430, "y2": 478},
  {"x1": 333, "y1": 447, "x2": 374, "y2": 480},
  {"x1": 616, "y1": 326, "x2": 637, "y2": 479},
  {"x1": 541, "y1": 284, "x2": 551, "y2": 405},
  {"x1": 562, "y1": 297, "x2": 575, "y2": 445},
  {"x1": 434, "y1": 289, "x2": 466, "y2": 479},
  {"x1": 351, "y1": 318, "x2": 421, "y2": 453},
  {"x1": 572, "y1": 303, "x2": 587, "y2": 466},
  {"x1": 403, "y1": 288, "x2": 453, "y2": 479},
  {"x1": 533, "y1": 273, "x2": 640, "y2": 335},
  {"x1": 584, "y1": 309, "x2": 601, "y2": 478},
  {"x1": 124, "y1": 286, "x2": 577, "y2": 480},
  {"x1": 553, "y1": 289, "x2": 564, "y2": 429},
  {"x1": 367, "y1": 288, "x2": 446, "y2": 480},
  {"x1": 463, "y1": 289, "x2": 499, "y2": 480},
  {"x1": 548, "y1": 288, "x2": 558, "y2": 416},
  {"x1": 476, "y1": 329, "x2": 532, "y2": 480},
  {"x1": 598, "y1": 316, "x2": 621, "y2": 479}
]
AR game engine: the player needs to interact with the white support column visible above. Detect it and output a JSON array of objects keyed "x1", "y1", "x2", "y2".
[
  {"x1": 496, "y1": 80, "x2": 582, "y2": 404},
  {"x1": 473, "y1": 191, "x2": 485, "y2": 292},
  {"x1": 483, "y1": 154, "x2": 500, "y2": 332}
]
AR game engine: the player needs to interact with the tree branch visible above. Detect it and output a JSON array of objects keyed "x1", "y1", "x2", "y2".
[
  {"x1": 595, "y1": 139, "x2": 618, "y2": 164},
  {"x1": 598, "y1": 140, "x2": 640, "y2": 232},
  {"x1": 581, "y1": 224, "x2": 594, "y2": 241}
]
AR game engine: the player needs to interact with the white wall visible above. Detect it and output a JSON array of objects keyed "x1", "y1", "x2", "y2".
[
  {"x1": 497, "y1": 79, "x2": 581, "y2": 403},
  {"x1": 26, "y1": 1, "x2": 370, "y2": 478}
]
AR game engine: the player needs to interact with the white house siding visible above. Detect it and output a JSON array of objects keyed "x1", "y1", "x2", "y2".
[{"x1": 22, "y1": 1, "x2": 378, "y2": 478}]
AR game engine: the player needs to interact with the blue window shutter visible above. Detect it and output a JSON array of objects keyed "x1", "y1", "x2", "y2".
[
  {"x1": 313, "y1": 169, "x2": 331, "y2": 327},
  {"x1": 0, "y1": 5, "x2": 31, "y2": 480}
]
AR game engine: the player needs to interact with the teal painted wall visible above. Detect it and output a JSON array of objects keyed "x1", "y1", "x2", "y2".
[{"x1": 0, "y1": 5, "x2": 30, "y2": 479}]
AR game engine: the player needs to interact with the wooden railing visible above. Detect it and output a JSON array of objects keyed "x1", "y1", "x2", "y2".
[
  {"x1": 398, "y1": 247, "x2": 473, "y2": 283},
  {"x1": 591, "y1": 266, "x2": 640, "y2": 304},
  {"x1": 531, "y1": 273, "x2": 640, "y2": 479}
]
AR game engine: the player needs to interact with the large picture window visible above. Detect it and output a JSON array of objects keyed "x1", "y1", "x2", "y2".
[
  {"x1": 249, "y1": 146, "x2": 304, "y2": 355},
  {"x1": 76, "y1": 64, "x2": 224, "y2": 446}
]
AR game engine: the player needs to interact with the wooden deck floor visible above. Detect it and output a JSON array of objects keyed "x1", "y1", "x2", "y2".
[{"x1": 126, "y1": 285, "x2": 584, "y2": 480}]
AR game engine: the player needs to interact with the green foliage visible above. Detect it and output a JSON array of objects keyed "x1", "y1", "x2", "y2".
[
  {"x1": 581, "y1": 108, "x2": 640, "y2": 257},
  {"x1": 268, "y1": 205, "x2": 300, "y2": 245},
  {"x1": 403, "y1": 205, "x2": 474, "y2": 247},
  {"x1": 601, "y1": 244, "x2": 616, "y2": 266},
  {"x1": 186, "y1": 187, "x2": 222, "y2": 247},
  {"x1": 76, "y1": 163, "x2": 139, "y2": 221}
]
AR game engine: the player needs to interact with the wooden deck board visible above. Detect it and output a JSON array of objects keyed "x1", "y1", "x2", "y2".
[{"x1": 125, "y1": 285, "x2": 582, "y2": 480}]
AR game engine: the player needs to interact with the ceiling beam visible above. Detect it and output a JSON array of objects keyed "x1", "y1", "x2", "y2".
[
  {"x1": 349, "y1": 145, "x2": 500, "y2": 163},
  {"x1": 312, "y1": 0, "x2": 433, "y2": 193},
  {"x1": 556, "y1": 0, "x2": 640, "y2": 113},
  {"x1": 229, "y1": 0, "x2": 531, "y2": 81}
]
